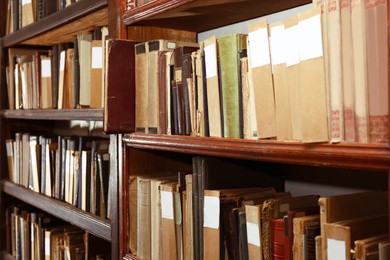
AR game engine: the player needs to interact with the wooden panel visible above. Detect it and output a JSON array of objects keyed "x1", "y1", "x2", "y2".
[
  {"x1": 122, "y1": 0, "x2": 311, "y2": 32},
  {"x1": 127, "y1": 26, "x2": 197, "y2": 42},
  {"x1": 1, "y1": 108, "x2": 103, "y2": 121},
  {"x1": 1, "y1": 180, "x2": 112, "y2": 241},
  {"x1": 2, "y1": 0, "x2": 107, "y2": 47},
  {"x1": 123, "y1": 133, "x2": 390, "y2": 171}
]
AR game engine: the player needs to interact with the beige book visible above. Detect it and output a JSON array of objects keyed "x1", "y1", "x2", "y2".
[
  {"x1": 269, "y1": 22, "x2": 292, "y2": 141},
  {"x1": 57, "y1": 50, "x2": 66, "y2": 109},
  {"x1": 90, "y1": 40, "x2": 104, "y2": 108},
  {"x1": 20, "y1": 60, "x2": 32, "y2": 109},
  {"x1": 247, "y1": 20, "x2": 277, "y2": 139},
  {"x1": 40, "y1": 55, "x2": 53, "y2": 109},
  {"x1": 316, "y1": 235, "x2": 323, "y2": 260},
  {"x1": 6, "y1": 139, "x2": 15, "y2": 183},
  {"x1": 351, "y1": 0, "x2": 369, "y2": 143},
  {"x1": 245, "y1": 204, "x2": 263, "y2": 260},
  {"x1": 341, "y1": 0, "x2": 357, "y2": 142},
  {"x1": 203, "y1": 36, "x2": 222, "y2": 137},
  {"x1": 137, "y1": 177, "x2": 152, "y2": 260},
  {"x1": 293, "y1": 214, "x2": 320, "y2": 260},
  {"x1": 21, "y1": 0, "x2": 34, "y2": 27},
  {"x1": 354, "y1": 234, "x2": 388, "y2": 260},
  {"x1": 29, "y1": 136, "x2": 40, "y2": 193},
  {"x1": 78, "y1": 33, "x2": 92, "y2": 108},
  {"x1": 298, "y1": 6, "x2": 329, "y2": 143},
  {"x1": 323, "y1": 214, "x2": 388, "y2": 260},
  {"x1": 327, "y1": 0, "x2": 345, "y2": 143},
  {"x1": 64, "y1": 48, "x2": 75, "y2": 109},
  {"x1": 128, "y1": 175, "x2": 138, "y2": 255},
  {"x1": 101, "y1": 27, "x2": 109, "y2": 108},
  {"x1": 21, "y1": 133, "x2": 30, "y2": 188},
  {"x1": 284, "y1": 15, "x2": 302, "y2": 141},
  {"x1": 184, "y1": 174, "x2": 194, "y2": 260},
  {"x1": 365, "y1": 0, "x2": 389, "y2": 144},
  {"x1": 165, "y1": 51, "x2": 174, "y2": 135},
  {"x1": 193, "y1": 44, "x2": 205, "y2": 137},
  {"x1": 135, "y1": 42, "x2": 149, "y2": 133}
]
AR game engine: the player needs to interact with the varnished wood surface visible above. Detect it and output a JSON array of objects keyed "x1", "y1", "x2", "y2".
[
  {"x1": 123, "y1": 133, "x2": 390, "y2": 171},
  {"x1": 1, "y1": 108, "x2": 103, "y2": 121},
  {"x1": 2, "y1": 0, "x2": 107, "y2": 47},
  {"x1": 0, "y1": 180, "x2": 112, "y2": 241},
  {"x1": 122, "y1": 0, "x2": 311, "y2": 32}
]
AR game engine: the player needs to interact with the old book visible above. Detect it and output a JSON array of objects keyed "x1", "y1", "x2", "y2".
[
  {"x1": 63, "y1": 48, "x2": 75, "y2": 109},
  {"x1": 304, "y1": 221, "x2": 321, "y2": 260},
  {"x1": 96, "y1": 151, "x2": 109, "y2": 218},
  {"x1": 293, "y1": 214, "x2": 320, "y2": 260},
  {"x1": 193, "y1": 44, "x2": 208, "y2": 137},
  {"x1": 21, "y1": 0, "x2": 34, "y2": 27},
  {"x1": 90, "y1": 40, "x2": 104, "y2": 108},
  {"x1": 318, "y1": 191, "x2": 388, "y2": 259},
  {"x1": 323, "y1": 214, "x2": 388, "y2": 260},
  {"x1": 284, "y1": 15, "x2": 302, "y2": 141},
  {"x1": 247, "y1": 20, "x2": 276, "y2": 139},
  {"x1": 184, "y1": 174, "x2": 194, "y2": 260},
  {"x1": 236, "y1": 208, "x2": 249, "y2": 260},
  {"x1": 6, "y1": 139, "x2": 15, "y2": 183},
  {"x1": 51, "y1": 45, "x2": 59, "y2": 109},
  {"x1": 298, "y1": 6, "x2": 329, "y2": 143},
  {"x1": 218, "y1": 33, "x2": 247, "y2": 139},
  {"x1": 203, "y1": 36, "x2": 222, "y2": 137},
  {"x1": 354, "y1": 234, "x2": 388, "y2": 260},
  {"x1": 271, "y1": 218, "x2": 286, "y2": 260},
  {"x1": 104, "y1": 39, "x2": 136, "y2": 133},
  {"x1": 341, "y1": 0, "x2": 357, "y2": 142},
  {"x1": 157, "y1": 50, "x2": 169, "y2": 134},
  {"x1": 22, "y1": 133, "x2": 30, "y2": 188},
  {"x1": 327, "y1": 0, "x2": 345, "y2": 143},
  {"x1": 379, "y1": 241, "x2": 389, "y2": 260},
  {"x1": 77, "y1": 33, "x2": 92, "y2": 108},
  {"x1": 135, "y1": 42, "x2": 149, "y2": 133},
  {"x1": 351, "y1": 0, "x2": 369, "y2": 143},
  {"x1": 365, "y1": 0, "x2": 389, "y2": 144},
  {"x1": 269, "y1": 22, "x2": 293, "y2": 141},
  {"x1": 40, "y1": 54, "x2": 52, "y2": 109},
  {"x1": 57, "y1": 50, "x2": 66, "y2": 109},
  {"x1": 245, "y1": 204, "x2": 262, "y2": 260}
]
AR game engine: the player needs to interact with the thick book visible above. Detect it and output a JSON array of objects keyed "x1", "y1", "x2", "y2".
[
  {"x1": 40, "y1": 54, "x2": 53, "y2": 109},
  {"x1": 90, "y1": 40, "x2": 104, "y2": 108},
  {"x1": 247, "y1": 20, "x2": 277, "y2": 139},
  {"x1": 304, "y1": 221, "x2": 321, "y2": 260},
  {"x1": 104, "y1": 39, "x2": 136, "y2": 133},
  {"x1": 218, "y1": 33, "x2": 247, "y2": 139},
  {"x1": 21, "y1": 0, "x2": 34, "y2": 27}
]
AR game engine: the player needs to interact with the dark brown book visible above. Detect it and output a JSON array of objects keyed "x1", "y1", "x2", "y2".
[
  {"x1": 173, "y1": 46, "x2": 199, "y2": 135},
  {"x1": 304, "y1": 222, "x2": 320, "y2": 260},
  {"x1": 104, "y1": 39, "x2": 137, "y2": 133},
  {"x1": 51, "y1": 44, "x2": 59, "y2": 109}
]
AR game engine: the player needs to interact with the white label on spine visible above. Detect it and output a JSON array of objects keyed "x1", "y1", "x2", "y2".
[
  {"x1": 204, "y1": 43, "x2": 217, "y2": 78},
  {"x1": 161, "y1": 191, "x2": 174, "y2": 220},
  {"x1": 246, "y1": 222, "x2": 261, "y2": 247},
  {"x1": 248, "y1": 27, "x2": 271, "y2": 68},
  {"x1": 45, "y1": 237, "x2": 50, "y2": 255},
  {"x1": 299, "y1": 14, "x2": 323, "y2": 61},
  {"x1": 269, "y1": 25, "x2": 286, "y2": 65},
  {"x1": 92, "y1": 47, "x2": 103, "y2": 69},
  {"x1": 327, "y1": 239, "x2": 346, "y2": 260},
  {"x1": 285, "y1": 24, "x2": 300, "y2": 67},
  {"x1": 41, "y1": 59, "x2": 51, "y2": 77},
  {"x1": 203, "y1": 196, "x2": 220, "y2": 229},
  {"x1": 22, "y1": 0, "x2": 31, "y2": 5},
  {"x1": 60, "y1": 51, "x2": 66, "y2": 71}
]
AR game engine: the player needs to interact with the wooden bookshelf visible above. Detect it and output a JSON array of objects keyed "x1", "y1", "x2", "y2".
[
  {"x1": 1, "y1": 108, "x2": 104, "y2": 121},
  {"x1": 1, "y1": 180, "x2": 111, "y2": 241}
]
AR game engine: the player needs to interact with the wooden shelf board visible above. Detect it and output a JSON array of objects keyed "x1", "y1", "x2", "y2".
[
  {"x1": 3, "y1": 0, "x2": 107, "y2": 47},
  {"x1": 1, "y1": 108, "x2": 104, "y2": 121},
  {"x1": 1, "y1": 180, "x2": 111, "y2": 241},
  {"x1": 123, "y1": 133, "x2": 390, "y2": 171},
  {"x1": 122, "y1": 0, "x2": 311, "y2": 32}
]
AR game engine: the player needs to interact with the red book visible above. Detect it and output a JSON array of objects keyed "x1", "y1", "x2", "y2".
[{"x1": 271, "y1": 218, "x2": 285, "y2": 260}]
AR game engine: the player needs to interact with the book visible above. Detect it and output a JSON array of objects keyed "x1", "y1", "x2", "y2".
[
  {"x1": 77, "y1": 33, "x2": 92, "y2": 108},
  {"x1": 203, "y1": 36, "x2": 222, "y2": 137},
  {"x1": 379, "y1": 241, "x2": 389, "y2": 260},
  {"x1": 21, "y1": 0, "x2": 34, "y2": 27},
  {"x1": 354, "y1": 234, "x2": 388, "y2": 260},
  {"x1": 135, "y1": 42, "x2": 149, "y2": 133},
  {"x1": 293, "y1": 214, "x2": 321, "y2": 260},
  {"x1": 104, "y1": 39, "x2": 136, "y2": 133},
  {"x1": 64, "y1": 48, "x2": 75, "y2": 109},
  {"x1": 247, "y1": 19, "x2": 277, "y2": 139},
  {"x1": 6, "y1": 139, "x2": 15, "y2": 183},
  {"x1": 40, "y1": 54, "x2": 53, "y2": 109},
  {"x1": 271, "y1": 218, "x2": 286, "y2": 260},
  {"x1": 218, "y1": 33, "x2": 247, "y2": 139},
  {"x1": 90, "y1": 40, "x2": 104, "y2": 108}
]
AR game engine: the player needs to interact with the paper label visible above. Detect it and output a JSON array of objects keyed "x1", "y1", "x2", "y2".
[
  {"x1": 248, "y1": 28, "x2": 271, "y2": 68},
  {"x1": 45, "y1": 237, "x2": 50, "y2": 255},
  {"x1": 166, "y1": 41, "x2": 177, "y2": 49},
  {"x1": 269, "y1": 25, "x2": 286, "y2": 65},
  {"x1": 285, "y1": 25, "x2": 300, "y2": 67},
  {"x1": 246, "y1": 222, "x2": 261, "y2": 247},
  {"x1": 299, "y1": 14, "x2": 323, "y2": 61},
  {"x1": 41, "y1": 59, "x2": 51, "y2": 77},
  {"x1": 22, "y1": 0, "x2": 31, "y2": 5},
  {"x1": 279, "y1": 203, "x2": 290, "y2": 213},
  {"x1": 204, "y1": 43, "x2": 218, "y2": 78},
  {"x1": 203, "y1": 196, "x2": 220, "y2": 229},
  {"x1": 161, "y1": 191, "x2": 174, "y2": 220},
  {"x1": 60, "y1": 51, "x2": 66, "y2": 72},
  {"x1": 92, "y1": 47, "x2": 103, "y2": 69},
  {"x1": 327, "y1": 239, "x2": 346, "y2": 260}
]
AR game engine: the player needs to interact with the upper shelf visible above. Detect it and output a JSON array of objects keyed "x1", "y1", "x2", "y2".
[
  {"x1": 2, "y1": 0, "x2": 108, "y2": 47},
  {"x1": 123, "y1": 133, "x2": 390, "y2": 171},
  {"x1": 1, "y1": 180, "x2": 111, "y2": 241},
  {"x1": 1, "y1": 108, "x2": 104, "y2": 121},
  {"x1": 122, "y1": 0, "x2": 311, "y2": 32}
]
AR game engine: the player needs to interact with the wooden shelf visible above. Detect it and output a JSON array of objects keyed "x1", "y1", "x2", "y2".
[
  {"x1": 1, "y1": 108, "x2": 104, "y2": 121},
  {"x1": 2, "y1": 0, "x2": 107, "y2": 47},
  {"x1": 122, "y1": 0, "x2": 311, "y2": 32},
  {"x1": 123, "y1": 133, "x2": 390, "y2": 171},
  {"x1": 1, "y1": 180, "x2": 111, "y2": 242}
]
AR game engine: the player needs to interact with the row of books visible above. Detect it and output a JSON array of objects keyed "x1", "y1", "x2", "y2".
[
  {"x1": 134, "y1": 0, "x2": 388, "y2": 144},
  {"x1": 7, "y1": 206, "x2": 111, "y2": 259},
  {"x1": 6, "y1": 27, "x2": 108, "y2": 110},
  {"x1": 5, "y1": 133, "x2": 111, "y2": 219},
  {"x1": 128, "y1": 170, "x2": 388, "y2": 260},
  {"x1": 5, "y1": 0, "x2": 80, "y2": 35}
]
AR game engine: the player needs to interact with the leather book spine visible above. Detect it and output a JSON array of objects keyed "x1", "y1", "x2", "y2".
[
  {"x1": 271, "y1": 218, "x2": 285, "y2": 260},
  {"x1": 158, "y1": 51, "x2": 168, "y2": 134}
]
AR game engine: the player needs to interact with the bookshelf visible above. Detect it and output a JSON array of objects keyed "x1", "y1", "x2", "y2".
[
  {"x1": 111, "y1": 0, "x2": 390, "y2": 259},
  {"x1": 0, "y1": 0, "x2": 119, "y2": 259}
]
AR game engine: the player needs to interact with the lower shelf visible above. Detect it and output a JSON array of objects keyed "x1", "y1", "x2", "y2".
[{"x1": 0, "y1": 180, "x2": 111, "y2": 241}]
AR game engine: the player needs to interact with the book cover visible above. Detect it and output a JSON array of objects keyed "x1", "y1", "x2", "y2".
[
  {"x1": 135, "y1": 42, "x2": 149, "y2": 133},
  {"x1": 90, "y1": 40, "x2": 104, "y2": 108},
  {"x1": 77, "y1": 33, "x2": 92, "y2": 108}
]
